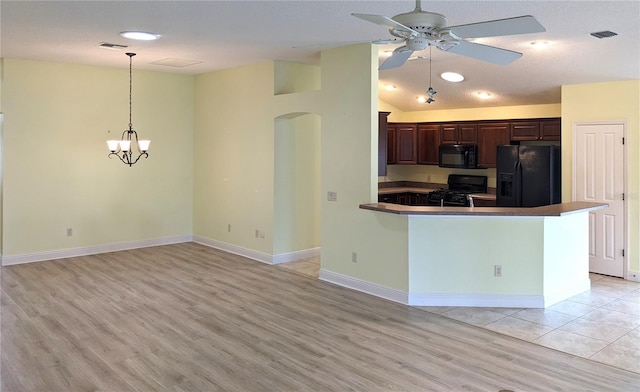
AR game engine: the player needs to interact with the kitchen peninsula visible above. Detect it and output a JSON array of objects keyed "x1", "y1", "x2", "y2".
[{"x1": 356, "y1": 201, "x2": 607, "y2": 308}]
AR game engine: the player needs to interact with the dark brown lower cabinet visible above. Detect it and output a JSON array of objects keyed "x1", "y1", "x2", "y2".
[
  {"x1": 472, "y1": 198, "x2": 496, "y2": 207},
  {"x1": 379, "y1": 192, "x2": 429, "y2": 206}
]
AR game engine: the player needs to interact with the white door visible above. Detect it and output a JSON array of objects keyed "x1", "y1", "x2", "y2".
[{"x1": 574, "y1": 122, "x2": 625, "y2": 277}]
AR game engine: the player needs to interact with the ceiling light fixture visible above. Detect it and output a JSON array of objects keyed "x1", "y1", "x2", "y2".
[
  {"x1": 476, "y1": 91, "x2": 492, "y2": 99},
  {"x1": 440, "y1": 72, "x2": 464, "y2": 82},
  {"x1": 107, "y1": 53, "x2": 150, "y2": 166},
  {"x1": 384, "y1": 84, "x2": 397, "y2": 91},
  {"x1": 120, "y1": 31, "x2": 161, "y2": 41}
]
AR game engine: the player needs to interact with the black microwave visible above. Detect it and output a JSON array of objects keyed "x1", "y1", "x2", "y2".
[{"x1": 439, "y1": 144, "x2": 478, "y2": 168}]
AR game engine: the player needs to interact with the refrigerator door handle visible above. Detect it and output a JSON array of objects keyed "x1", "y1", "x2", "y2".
[{"x1": 515, "y1": 161, "x2": 522, "y2": 206}]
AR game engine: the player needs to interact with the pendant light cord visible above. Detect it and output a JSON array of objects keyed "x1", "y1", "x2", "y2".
[
  {"x1": 429, "y1": 45, "x2": 432, "y2": 88},
  {"x1": 127, "y1": 52, "x2": 135, "y2": 130}
]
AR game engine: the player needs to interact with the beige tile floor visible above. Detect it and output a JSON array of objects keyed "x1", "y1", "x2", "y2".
[{"x1": 278, "y1": 258, "x2": 640, "y2": 374}]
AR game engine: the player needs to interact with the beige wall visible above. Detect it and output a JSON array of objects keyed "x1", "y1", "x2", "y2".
[
  {"x1": 562, "y1": 80, "x2": 640, "y2": 274},
  {"x1": 1, "y1": 59, "x2": 194, "y2": 257}
]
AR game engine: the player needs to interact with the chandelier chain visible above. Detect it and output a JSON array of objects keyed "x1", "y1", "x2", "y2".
[{"x1": 128, "y1": 53, "x2": 134, "y2": 130}]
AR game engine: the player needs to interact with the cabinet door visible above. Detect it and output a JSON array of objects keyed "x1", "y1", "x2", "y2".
[
  {"x1": 387, "y1": 123, "x2": 397, "y2": 164},
  {"x1": 378, "y1": 193, "x2": 398, "y2": 203},
  {"x1": 417, "y1": 123, "x2": 440, "y2": 165},
  {"x1": 540, "y1": 118, "x2": 561, "y2": 141},
  {"x1": 396, "y1": 123, "x2": 417, "y2": 164},
  {"x1": 459, "y1": 123, "x2": 478, "y2": 144},
  {"x1": 511, "y1": 121, "x2": 540, "y2": 141},
  {"x1": 378, "y1": 112, "x2": 390, "y2": 176},
  {"x1": 440, "y1": 123, "x2": 459, "y2": 145},
  {"x1": 397, "y1": 193, "x2": 411, "y2": 205},
  {"x1": 477, "y1": 122, "x2": 509, "y2": 168}
]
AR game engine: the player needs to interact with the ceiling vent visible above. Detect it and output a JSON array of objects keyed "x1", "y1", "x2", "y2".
[
  {"x1": 151, "y1": 58, "x2": 202, "y2": 67},
  {"x1": 98, "y1": 42, "x2": 129, "y2": 50},
  {"x1": 590, "y1": 31, "x2": 618, "y2": 39}
]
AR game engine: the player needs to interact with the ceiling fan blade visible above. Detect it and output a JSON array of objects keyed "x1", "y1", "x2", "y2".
[
  {"x1": 352, "y1": 13, "x2": 418, "y2": 38},
  {"x1": 444, "y1": 41, "x2": 522, "y2": 65},
  {"x1": 379, "y1": 47, "x2": 414, "y2": 70},
  {"x1": 447, "y1": 15, "x2": 546, "y2": 39},
  {"x1": 372, "y1": 38, "x2": 405, "y2": 45}
]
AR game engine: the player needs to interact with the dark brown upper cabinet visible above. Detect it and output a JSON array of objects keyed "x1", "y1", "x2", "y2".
[
  {"x1": 417, "y1": 123, "x2": 441, "y2": 165},
  {"x1": 395, "y1": 123, "x2": 418, "y2": 164},
  {"x1": 510, "y1": 118, "x2": 561, "y2": 141},
  {"x1": 440, "y1": 123, "x2": 478, "y2": 145}
]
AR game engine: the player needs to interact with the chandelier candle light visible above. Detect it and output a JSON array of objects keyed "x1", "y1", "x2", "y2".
[{"x1": 107, "y1": 52, "x2": 150, "y2": 166}]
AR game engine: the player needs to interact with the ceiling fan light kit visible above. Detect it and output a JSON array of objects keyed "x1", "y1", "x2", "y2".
[{"x1": 353, "y1": 0, "x2": 546, "y2": 70}]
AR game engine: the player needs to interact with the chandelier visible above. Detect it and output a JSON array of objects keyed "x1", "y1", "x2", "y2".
[{"x1": 107, "y1": 52, "x2": 150, "y2": 166}]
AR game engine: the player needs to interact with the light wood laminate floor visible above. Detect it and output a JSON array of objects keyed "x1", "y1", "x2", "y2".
[
  {"x1": 281, "y1": 257, "x2": 640, "y2": 374},
  {"x1": 2, "y1": 243, "x2": 639, "y2": 391}
]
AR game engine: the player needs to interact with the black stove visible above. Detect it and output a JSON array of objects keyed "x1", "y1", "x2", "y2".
[{"x1": 427, "y1": 175, "x2": 488, "y2": 207}]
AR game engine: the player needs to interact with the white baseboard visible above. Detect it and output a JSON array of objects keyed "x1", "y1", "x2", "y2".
[
  {"x1": 1, "y1": 235, "x2": 193, "y2": 266},
  {"x1": 272, "y1": 247, "x2": 320, "y2": 265},
  {"x1": 193, "y1": 235, "x2": 319, "y2": 266},
  {"x1": 319, "y1": 269, "x2": 409, "y2": 304},
  {"x1": 193, "y1": 235, "x2": 272, "y2": 264},
  {"x1": 319, "y1": 269, "x2": 588, "y2": 308},
  {"x1": 627, "y1": 270, "x2": 640, "y2": 282},
  {"x1": 407, "y1": 293, "x2": 545, "y2": 308}
]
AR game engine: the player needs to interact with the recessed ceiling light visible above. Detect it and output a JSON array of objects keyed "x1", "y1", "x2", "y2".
[
  {"x1": 120, "y1": 31, "x2": 161, "y2": 41},
  {"x1": 417, "y1": 96, "x2": 426, "y2": 103},
  {"x1": 440, "y1": 72, "x2": 464, "y2": 82},
  {"x1": 476, "y1": 92, "x2": 492, "y2": 99},
  {"x1": 384, "y1": 84, "x2": 397, "y2": 91}
]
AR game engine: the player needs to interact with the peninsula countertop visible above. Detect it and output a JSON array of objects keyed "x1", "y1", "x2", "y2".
[{"x1": 360, "y1": 201, "x2": 608, "y2": 217}]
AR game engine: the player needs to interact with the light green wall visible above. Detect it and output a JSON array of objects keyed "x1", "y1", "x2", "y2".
[
  {"x1": 274, "y1": 114, "x2": 321, "y2": 254},
  {"x1": 408, "y1": 216, "x2": 543, "y2": 294},
  {"x1": 193, "y1": 61, "x2": 322, "y2": 257},
  {"x1": 193, "y1": 62, "x2": 276, "y2": 254},
  {"x1": 319, "y1": 44, "x2": 408, "y2": 290},
  {"x1": 562, "y1": 80, "x2": 640, "y2": 274},
  {"x1": 1, "y1": 59, "x2": 194, "y2": 256}
]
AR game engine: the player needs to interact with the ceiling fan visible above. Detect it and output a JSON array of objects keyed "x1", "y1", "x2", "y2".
[{"x1": 352, "y1": 0, "x2": 546, "y2": 70}]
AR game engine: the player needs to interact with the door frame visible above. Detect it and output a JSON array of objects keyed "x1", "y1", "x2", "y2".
[{"x1": 572, "y1": 120, "x2": 628, "y2": 279}]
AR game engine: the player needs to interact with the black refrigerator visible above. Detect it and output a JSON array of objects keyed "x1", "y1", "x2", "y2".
[{"x1": 496, "y1": 145, "x2": 561, "y2": 207}]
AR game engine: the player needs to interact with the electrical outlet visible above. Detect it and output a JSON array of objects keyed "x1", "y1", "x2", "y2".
[
  {"x1": 328, "y1": 191, "x2": 337, "y2": 202},
  {"x1": 260, "y1": 231, "x2": 265, "y2": 238},
  {"x1": 227, "y1": 224, "x2": 231, "y2": 232},
  {"x1": 255, "y1": 229, "x2": 259, "y2": 238},
  {"x1": 66, "y1": 228, "x2": 73, "y2": 237},
  {"x1": 352, "y1": 252, "x2": 358, "y2": 263},
  {"x1": 494, "y1": 265, "x2": 502, "y2": 277}
]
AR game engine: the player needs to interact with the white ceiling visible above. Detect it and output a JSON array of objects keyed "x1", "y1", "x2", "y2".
[{"x1": 2, "y1": 1, "x2": 639, "y2": 111}]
